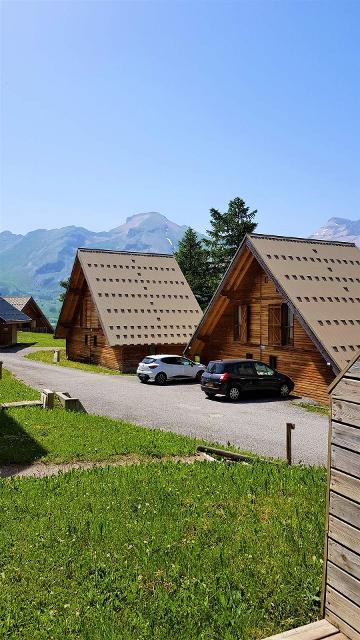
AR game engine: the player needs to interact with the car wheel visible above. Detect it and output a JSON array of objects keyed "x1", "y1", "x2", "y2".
[
  {"x1": 195, "y1": 371, "x2": 203, "y2": 383},
  {"x1": 205, "y1": 391, "x2": 215, "y2": 399},
  {"x1": 279, "y1": 383, "x2": 290, "y2": 398},
  {"x1": 227, "y1": 385, "x2": 241, "y2": 402},
  {"x1": 155, "y1": 372, "x2": 167, "y2": 386}
]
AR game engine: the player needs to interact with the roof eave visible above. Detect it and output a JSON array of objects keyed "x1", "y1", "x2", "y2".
[{"x1": 246, "y1": 236, "x2": 340, "y2": 375}]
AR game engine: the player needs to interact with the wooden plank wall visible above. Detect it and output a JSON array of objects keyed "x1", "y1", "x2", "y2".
[
  {"x1": 193, "y1": 260, "x2": 334, "y2": 403},
  {"x1": 66, "y1": 284, "x2": 187, "y2": 372},
  {"x1": 323, "y1": 358, "x2": 360, "y2": 640}
]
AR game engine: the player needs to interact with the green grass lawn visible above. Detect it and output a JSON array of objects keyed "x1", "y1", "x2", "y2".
[
  {"x1": 0, "y1": 461, "x2": 326, "y2": 640},
  {"x1": 291, "y1": 401, "x2": 329, "y2": 416},
  {"x1": 17, "y1": 331, "x2": 65, "y2": 348},
  {"x1": 25, "y1": 348, "x2": 127, "y2": 376},
  {"x1": 0, "y1": 368, "x2": 40, "y2": 403},
  {"x1": 0, "y1": 367, "x2": 229, "y2": 464},
  {"x1": 0, "y1": 406, "x2": 208, "y2": 464}
]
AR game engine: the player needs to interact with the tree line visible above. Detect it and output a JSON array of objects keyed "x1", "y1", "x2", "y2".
[{"x1": 175, "y1": 196, "x2": 257, "y2": 309}]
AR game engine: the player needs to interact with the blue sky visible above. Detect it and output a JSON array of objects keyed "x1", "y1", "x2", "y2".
[{"x1": 1, "y1": 0, "x2": 359, "y2": 237}]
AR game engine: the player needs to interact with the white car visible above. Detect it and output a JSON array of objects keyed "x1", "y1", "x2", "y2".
[{"x1": 137, "y1": 354, "x2": 205, "y2": 385}]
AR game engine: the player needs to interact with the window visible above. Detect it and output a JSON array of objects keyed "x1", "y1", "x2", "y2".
[
  {"x1": 234, "y1": 304, "x2": 250, "y2": 342},
  {"x1": 84, "y1": 335, "x2": 88, "y2": 345},
  {"x1": 246, "y1": 353, "x2": 253, "y2": 359},
  {"x1": 206, "y1": 361, "x2": 224, "y2": 374},
  {"x1": 268, "y1": 303, "x2": 293, "y2": 346},
  {"x1": 254, "y1": 362, "x2": 274, "y2": 377},
  {"x1": 181, "y1": 358, "x2": 193, "y2": 366},
  {"x1": 93, "y1": 335, "x2": 97, "y2": 347}
]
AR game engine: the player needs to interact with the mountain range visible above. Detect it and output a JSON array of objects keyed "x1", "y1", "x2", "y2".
[{"x1": 0, "y1": 213, "x2": 359, "y2": 324}]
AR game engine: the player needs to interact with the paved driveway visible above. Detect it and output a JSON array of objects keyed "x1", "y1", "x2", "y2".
[{"x1": 0, "y1": 347, "x2": 329, "y2": 465}]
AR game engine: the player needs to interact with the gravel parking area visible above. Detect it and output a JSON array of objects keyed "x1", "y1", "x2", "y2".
[{"x1": 0, "y1": 347, "x2": 329, "y2": 465}]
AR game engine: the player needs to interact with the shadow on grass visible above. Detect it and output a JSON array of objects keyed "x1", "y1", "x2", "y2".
[{"x1": 0, "y1": 411, "x2": 47, "y2": 472}]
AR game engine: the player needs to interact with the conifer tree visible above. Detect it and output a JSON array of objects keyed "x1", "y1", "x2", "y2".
[
  {"x1": 175, "y1": 227, "x2": 212, "y2": 309},
  {"x1": 204, "y1": 197, "x2": 257, "y2": 289}
]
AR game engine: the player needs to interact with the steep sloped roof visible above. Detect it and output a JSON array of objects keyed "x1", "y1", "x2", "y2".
[
  {"x1": 187, "y1": 233, "x2": 360, "y2": 372},
  {"x1": 56, "y1": 249, "x2": 203, "y2": 346},
  {"x1": 3, "y1": 296, "x2": 53, "y2": 332},
  {"x1": 0, "y1": 297, "x2": 31, "y2": 323},
  {"x1": 3, "y1": 296, "x2": 32, "y2": 309}
]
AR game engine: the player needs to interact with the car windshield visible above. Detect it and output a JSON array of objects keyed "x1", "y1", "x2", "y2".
[
  {"x1": 206, "y1": 362, "x2": 224, "y2": 374},
  {"x1": 142, "y1": 357, "x2": 156, "y2": 364}
]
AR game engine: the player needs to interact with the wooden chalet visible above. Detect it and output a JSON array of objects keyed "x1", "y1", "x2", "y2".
[
  {"x1": 55, "y1": 249, "x2": 203, "y2": 372},
  {"x1": 186, "y1": 234, "x2": 360, "y2": 403},
  {"x1": 264, "y1": 352, "x2": 360, "y2": 640},
  {"x1": 0, "y1": 297, "x2": 31, "y2": 347},
  {"x1": 4, "y1": 296, "x2": 53, "y2": 333}
]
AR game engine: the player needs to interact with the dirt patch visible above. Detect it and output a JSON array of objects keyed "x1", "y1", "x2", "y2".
[{"x1": 0, "y1": 454, "x2": 207, "y2": 479}]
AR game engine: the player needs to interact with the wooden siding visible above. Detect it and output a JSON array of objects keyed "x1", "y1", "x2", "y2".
[
  {"x1": 0, "y1": 323, "x2": 17, "y2": 346},
  {"x1": 189, "y1": 259, "x2": 334, "y2": 403},
  {"x1": 323, "y1": 359, "x2": 360, "y2": 637},
  {"x1": 66, "y1": 283, "x2": 186, "y2": 372}
]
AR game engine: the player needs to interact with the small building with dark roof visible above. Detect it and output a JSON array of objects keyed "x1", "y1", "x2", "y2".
[
  {"x1": 0, "y1": 297, "x2": 31, "y2": 347},
  {"x1": 185, "y1": 233, "x2": 360, "y2": 403},
  {"x1": 55, "y1": 249, "x2": 203, "y2": 372},
  {"x1": 4, "y1": 297, "x2": 53, "y2": 333}
]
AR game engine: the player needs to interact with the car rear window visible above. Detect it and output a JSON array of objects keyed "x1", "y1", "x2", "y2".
[
  {"x1": 142, "y1": 357, "x2": 156, "y2": 364},
  {"x1": 206, "y1": 361, "x2": 224, "y2": 374}
]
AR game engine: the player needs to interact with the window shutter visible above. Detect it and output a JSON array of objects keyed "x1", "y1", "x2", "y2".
[
  {"x1": 240, "y1": 305, "x2": 249, "y2": 342},
  {"x1": 268, "y1": 305, "x2": 281, "y2": 345}
]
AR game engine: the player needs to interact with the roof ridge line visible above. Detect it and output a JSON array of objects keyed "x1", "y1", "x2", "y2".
[
  {"x1": 249, "y1": 233, "x2": 356, "y2": 247},
  {"x1": 78, "y1": 248, "x2": 175, "y2": 258}
]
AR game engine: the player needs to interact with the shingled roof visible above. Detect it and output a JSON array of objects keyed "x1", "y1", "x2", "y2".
[
  {"x1": 56, "y1": 249, "x2": 203, "y2": 345},
  {"x1": 3, "y1": 296, "x2": 32, "y2": 309},
  {"x1": 188, "y1": 233, "x2": 360, "y2": 372},
  {"x1": 3, "y1": 296, "x2": 53, "y2": 332},
  {"x1": 0, "y1": 297, "x2": 31, "y2": 323}
]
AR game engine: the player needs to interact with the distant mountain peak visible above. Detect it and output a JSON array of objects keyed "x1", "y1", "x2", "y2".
[
  {"x1": 0, "y1": 212, "x2": 201, "y2": 322},
  {"x1": 312, "y1": 217, "x2": 360, "y2": 245}
]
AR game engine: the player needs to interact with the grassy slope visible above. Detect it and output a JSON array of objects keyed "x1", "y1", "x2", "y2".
[
  {"x1": 0, "y1": 407, "x2": 206, "y2": 464},
  {"x1": 25, "y1": 348, "x2": 126, "y2": 376},
  {"x1": 0, "y1": 462, "x2": 326, "y2": 640},
  {"x1": 0, "y1": 368, "x2": 228, "y2": 464},
  {"x1": 0, "y1": 369, "x2": 40, "y2": 403},
  {"x1": 17, "y1": 331, "x2": 65, "y2": 348}
]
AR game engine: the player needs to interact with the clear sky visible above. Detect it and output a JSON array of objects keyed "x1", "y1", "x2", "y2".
[{"x1": 1, "y1": 0, "x2": 359, "y2": 237}]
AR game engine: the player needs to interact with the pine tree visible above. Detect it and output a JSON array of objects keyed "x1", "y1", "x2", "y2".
[
  {"x1": 204, "y1": 197, "x2": 257, "y2": 289},
  {"x1": 175, "y1": 228, "x2": 212, "y2": 309},
  {"x1": 59, "y1": 277, "x2": 70, "y2": 302}
]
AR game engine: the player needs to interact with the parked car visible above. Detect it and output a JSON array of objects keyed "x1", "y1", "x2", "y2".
[
  {"x1": 201, "y1": 359, "x2": 294, "y2": 401},
  {"x1": 137, "y1": 355, "x2": 206, "y2": 385}
]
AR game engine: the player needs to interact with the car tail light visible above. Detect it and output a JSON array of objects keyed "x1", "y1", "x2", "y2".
[
  {"x1": 219, "y1": 372, "x2": 229, "y2": 381},
  {"x1": 148, "y1": 364, "x2": 159, "y2": 369}
]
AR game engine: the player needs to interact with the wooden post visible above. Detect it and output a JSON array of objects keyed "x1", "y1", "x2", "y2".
[
  {"x1": 41, "y1": 389, "x2": 55, "y2": 409},
  {"x1": 0, "y1": 361, "x2": 2, "y2": 379},
  {"x1": 53, "y1": 349, "x2": 60, "y2": 363},
  {"x1": 286, "y1": 423, "x2": 295, "y2": 465}
]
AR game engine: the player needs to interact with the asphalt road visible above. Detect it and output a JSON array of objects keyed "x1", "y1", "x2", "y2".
[{"x1": 0, "y1": 347, "x2": 329, "y2": 465}]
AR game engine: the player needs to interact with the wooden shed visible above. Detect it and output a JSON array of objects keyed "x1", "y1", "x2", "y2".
[
  {"x1": 3, "y1": 296, "x2": 53, "y2": 333},
  {"x1": 322, "y1": 351, "x2": 360, "y2": 637},
  {"x1": 264, "y1": 353, "x2": 360, "y2": 640},
  {"x1": 0, "y1": 297, "x2": 31, "y2": 347},
  {"x1": 55, "y1": 249, "x2": 203, "y2": 372},
  {"x1": 186, "y1": 234, "x2": 360, "y2": 403}
]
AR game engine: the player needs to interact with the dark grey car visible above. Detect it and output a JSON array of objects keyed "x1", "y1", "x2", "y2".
[{"x1": 200, "y1": 359, "x2": 294, "y2": 401}]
